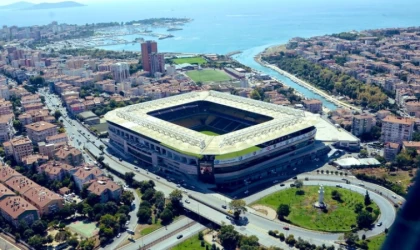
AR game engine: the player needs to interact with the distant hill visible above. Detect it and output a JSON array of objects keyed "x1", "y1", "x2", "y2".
[
  {"x1": 0, "y1": 1, "x2": 35, "y2": 10},
  {"x1": 22, "y1": 1, "x2": 86, "y2": 10}
]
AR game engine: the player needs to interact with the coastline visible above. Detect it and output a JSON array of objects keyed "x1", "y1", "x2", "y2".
[{"x1": 254, "y1": 49, "x2": 362, "y2": 113}]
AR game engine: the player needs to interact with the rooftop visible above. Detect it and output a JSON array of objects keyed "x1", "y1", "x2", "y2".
[
  {"x1": 25, "y1": 122, "x2": 57, "y2": 132},
  {"x1": 87, "y1": 177, "x2": 121, "y2": 196},
  {"x1": 0, "y1": 196, "x2": 38, "y2": 220},
  {"x1": 383, "y1": 115, "x2": 415, "y2": 125},
  {"x1": 105, "y1": 91, "x2": 315, "y2": 156}
]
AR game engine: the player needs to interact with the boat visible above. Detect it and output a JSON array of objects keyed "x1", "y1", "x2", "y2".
[
  {"x1": 167, "y1": 27, "x2": 183, "y2": 31},
  {"x1": 143, "y1": 29, "x2": 153, "y2": 33},
  {"x1": 159, "y1": 34, "x2": 174, "y2": 40}
]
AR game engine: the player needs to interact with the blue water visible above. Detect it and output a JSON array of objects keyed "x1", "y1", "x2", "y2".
[{"x1": 1, "y1": 0, "x2": 420, "y2": 109}]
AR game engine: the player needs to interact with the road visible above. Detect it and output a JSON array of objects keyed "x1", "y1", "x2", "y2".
[
  {"x1": 119, "y1": 217, "x2": 204, "y2": 250},
  {"x1": 39, "y1": 89, "x2": 400, "y2": 248}
]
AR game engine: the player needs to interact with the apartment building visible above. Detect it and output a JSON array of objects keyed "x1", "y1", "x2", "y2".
[
  {"x1": 384, "y1": 142, "x2": 401, "y2": 161},
  {"x1": 46, "y1": 133, "x2": 68, "y2": 145},
  {"x1": 0, "y1": 196, "x2": 40, "y2": 227},
  {"x1": 352, "y1": 114, "x2": 374, "y2": 136},
  {"x1": 22, "y1": 103, "x2": 44, "y2": 112},
  {"x1": 37, "y1": 161, "x2": 77, "y2": 181},
  {"x1": 111, "y1": 62, "x2": 130, "y2": 83},
  {"x1": 25, "y1": 122, "x2": 57, "y2": 143},
  {"x1": 5, "y1": 175, "x2": 63, "y2": 216},
  {"x1": 54, "y1": 146, "x2": 83, "y2": 166},
  {"x1": 0, "y1": 114, "x2": 14, "y2": 143},
  {"x1": 0, "y1": 85, "x2": 10, "y2": 100},
  {"x1": 87, "y1": 177, "x2": 122, "y2": 203},
  {"x1": 3, "y1": 136, "x2": 33, "y2": 163},
  {"x1": 381, "y1": 116, "x2": 415, "y2": 143},
  {"x1": 0, "y1": 98, "x2": 13, "y2": 115},
  {"x1": 72, "y1": 166, "x2": 104, "y2": 190},
  {"x1": 302, "y1": 99, "x2": 323, "y2": 114},
  {"x1": 20, "y1": 94, "x2": 41, "y2": 106}
]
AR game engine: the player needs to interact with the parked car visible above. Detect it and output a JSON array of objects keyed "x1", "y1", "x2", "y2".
[
  {"x1": 177, "y1": 235, "x2": 183, "y2": 239},
  {"x1": 283, "y1": 226, "x2": 290, "y2": 230},
  {"x1": 222, "y1": 205, "x2": 227, "y2": 209},
  {"x1": 280, "y1": 184, "x2": 285, "y2": 187}
]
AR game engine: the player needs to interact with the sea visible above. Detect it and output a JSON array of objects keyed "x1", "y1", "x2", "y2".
[{"x1": 1, "y1": 0, "x2": 420, "y2": 110}]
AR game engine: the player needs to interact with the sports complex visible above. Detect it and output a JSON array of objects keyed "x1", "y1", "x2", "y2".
[{"x1": 105, "y1": 91, "x2": 331, "y2": 189}]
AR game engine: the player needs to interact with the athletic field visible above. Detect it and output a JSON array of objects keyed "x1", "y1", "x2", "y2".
[
  {"x1": 67, "y1": 220, "x2": 99, "y2": 238},
  {"x1": 172, "y1": 56, "x2": 206, "y2": 65},
  {"x1": 186, "y1": 69, "x2": 231, "y2": 83}
]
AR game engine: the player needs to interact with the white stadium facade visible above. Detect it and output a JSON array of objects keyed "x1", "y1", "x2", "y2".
[{"x1": 105, "y1": 91, "x2": 331, "y2": 190}]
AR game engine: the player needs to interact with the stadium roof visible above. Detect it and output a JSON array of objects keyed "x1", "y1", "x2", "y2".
[{"x1": 105, "y1": 91, "x2": 317, "y2": 156}]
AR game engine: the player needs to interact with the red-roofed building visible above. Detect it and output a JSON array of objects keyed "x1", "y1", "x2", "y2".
[
  {"x1": 0, "y1": 196, "x2": 40, "y2": 227},
  {"x1": 72, "y1": 166, "x2": 104, "y2": 190},
  {"x1": 87, "y1": 177, "x2": 122, "y2": 203}
]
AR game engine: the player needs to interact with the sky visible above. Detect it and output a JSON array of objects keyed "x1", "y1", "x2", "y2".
[{"x1": 0, "y1": 0, "x2": 103, "y2": 5}]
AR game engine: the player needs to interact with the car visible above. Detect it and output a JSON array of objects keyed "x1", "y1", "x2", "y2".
[
  {"x1": 184, "y1": 199, "x2": 190, "y2": 204},
  {"x1": 176, "y1": 184, "x2": 181, "y2": 188},
  {"x1": 280, "y1": 183, "x2": 285, "y2": 187},
  {"x1": 125, "y1": 221, "x2": 129, "y2": 226},
  {"x1": 117, "y1": 233, "x2": 121, "y2": 238},
  {"x1": 377, "y1": 222, "x2": 382, "y2": 227},
  {"x1": 336, "y1": 185, "x2": 342, "y2": 188},
  {"x1": 283, "y1": 226, "x2": 290, "y2": 230},
  {"x1": 119, "y1": 158, "x2": 123, "y2": 161},
  {"x1": 177, "y1": 234, "x2": 183, "y2": 239},
  {"x1": 292, "y1": 176, "x2": 298, "y2": 180},
  {"x1": 290, "y1": 184, "x2": 295, "y2": 187},
  {"x1": 156, "y1": 176, "x2": 160, "y2": 179},
  {"x1": 358, "y1": 183, "x2": 365, "y2": 186},
  {"x1": 222, "y1": 205, "x2": 227, "y2": 209},
  {"x1": 392, "y1": 195, "x2": 397, "y2": 199}
]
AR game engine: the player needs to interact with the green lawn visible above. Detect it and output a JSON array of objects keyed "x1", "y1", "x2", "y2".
[
  {"x1": 186, "y1": 69, "x2": 231, "y2": 83},
  {"x1": 215, "y1": 146, "x2": 260, "y2": 160},
  {"x1": 253, "y1": 186, "x2": 380, "y2": 232},
  {"x1": 367, "y1": 233, "x2": 386, "y2": 250},
  {"x1": 200, "y1": 130, "x2": 219, "y2": 136},
  {"x1": 140, "y1": 224, "x2": 160, "y2": 236},
  {"x1": 171, "y1": 233, "x2": 210, "y2": 250},
  {"x1": 172, "y1": 56, "x2": 206, "y2": 65}
]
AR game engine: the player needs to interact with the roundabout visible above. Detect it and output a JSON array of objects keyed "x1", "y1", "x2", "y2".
[{"x1": 253, "y1": 184, "x2": 380, "y2": 232}]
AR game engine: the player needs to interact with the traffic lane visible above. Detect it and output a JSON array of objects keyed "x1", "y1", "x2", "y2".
[
  {"x1": 149, "y1": 223, "x2": 206, "y2": 250},
  {"x1": 120, "y1": 217, "x2": 192, "y2": 250}
]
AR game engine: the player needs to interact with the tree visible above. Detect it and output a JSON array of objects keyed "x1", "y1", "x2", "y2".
[
  {"x1": 13, "y1": 120, "x2": 23, "y2": 132},
  {"x1": 15, "y1": 233, "x2": 21, "y2": 243},
  {"x1": 160, "y1": 208, "x2": 174, "y2": 225},
  {"x1": 250, "y1": 89, "x2": 262, "y2": 100},
  {"x1": 99, "y1": 145, "x2": 105, "y2": 151},
  {"x1": 79, "y1": 238, "x2": 95, "y2": 250},
  {"x1": 285, "y1": 234, "x2": 296, "y2": 246},
  {"x1": 277, "y1": 204, "x2": 290, "y2": 221},
  {"x1": 219, "y1": 225, "x2": 240, "y2": 250},
  {"x1": 343, "y1": 232, "x2": 359, "y2": 247},
  {"x1": 28, "y1": 235, "x2": 44, "y2": 249},
  {"x1": 124, "y1": 172, "x2": 135, "y2": 185},
  {"x1": 154, "y1": 191, "x2": 165, "y2": 210},
  {"x1": 68, "y1": 237, "x2": 79, "y2": 248},
  {"x1": 31, "y1": 220, "x2": 47, "y2": 233},
  {"x1": 97, "y1": 155, "x2": 104, "y2": 162},
  {"x1": 357, "y1": 210, "x2": 374, "y2": 229},
  {"x1": 121, "y1": 191, "x2": 135, "y2": 206},
  {"x1": 412, "y1": 131, "x2": 420, "y2": 141},
  {"x1": 229, "y1": 199, "x2": 247, "y2": 220},
  {"x1": 240, "y1": 235, "x2": 259, "y2": 249},
  {"x1": 54, "y1": 110, "x2": 62, "y2": 120},
  {"x1": 169, "y1": 189, "x2": 183, "y2": 204},
  {"x1": 137, "y1": 208, "x2": 151, "y2": 223},
  {"x1": 354, "y1": 203, "x2": 364, "y2": 213},
  {"x1": 359, "y1": 149, "x2": 368, "y2": 158},
  {"x1": 142, "y1": 188, "x2": 155, "y2": 201},
  {"x1": 364, "y1": 191, "x2": 371, "y2": 206},
  {"x1": 58, "y1": 127, "x2": 66, "y2": 133}
]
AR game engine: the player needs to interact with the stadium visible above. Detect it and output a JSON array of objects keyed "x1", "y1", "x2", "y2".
[{"x1": 105, "y1": 91, "x2": 330, "y2": 189}]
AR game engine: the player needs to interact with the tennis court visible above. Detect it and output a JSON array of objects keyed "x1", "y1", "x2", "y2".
[{"x1": 67, "y1": 220, "x2": 99, "y2": 238}]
